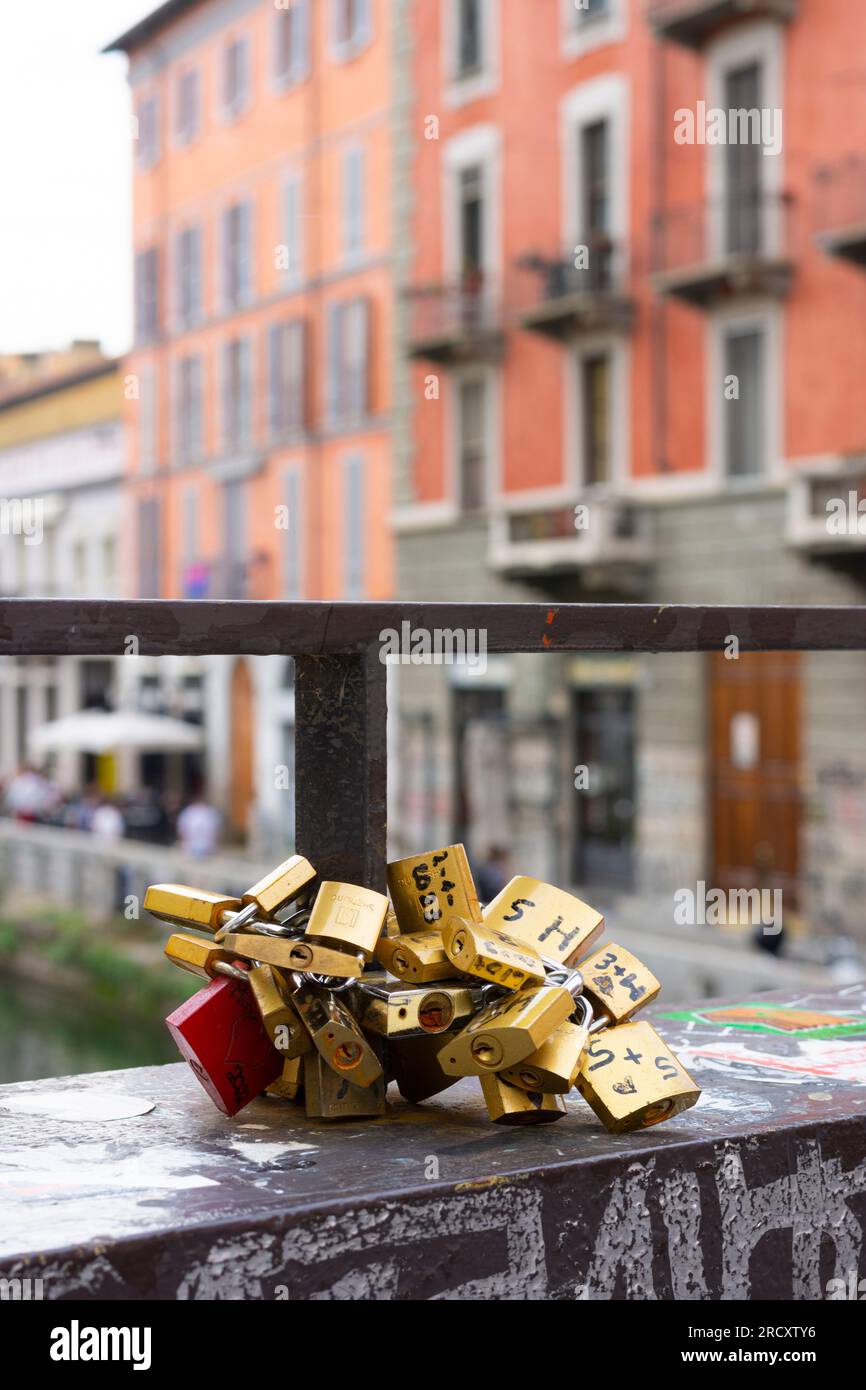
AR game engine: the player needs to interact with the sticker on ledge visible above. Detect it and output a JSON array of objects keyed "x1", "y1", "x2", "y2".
[
  {"x1": 0, "y1": 1091, "x2": 156, "y2": 1122},
  {"x1": 680, "y1": 1039, "x2": 866, "y2": 1086},
  {"x1": 656, "y1": 1002, "x2": 866, "y2": 1040}
]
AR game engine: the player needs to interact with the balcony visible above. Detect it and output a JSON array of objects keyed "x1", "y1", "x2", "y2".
[
  {"x1": 404, "y1": 275, "x2": 504, "y2": 365},
  {"x1": 648, "y1": 0, "x2": 798, "y2": 49},
  {"x1": 489, "y1": 494, "x2": 653, "y2": 586},
  {"x1": 786, "y1": 458, "x2": 866, "y2": 557},
  {"x1": 180, "y1": 552, "x2": 272, "y2": 600},
  {"x1": 651, "y1": 193, "x2": 795, "y2": 308},
  {"x1": 814, "y1": 158, "x2": 866, "y2": 269},
  {"x1": 514, "y1": 238, "x2": 634, "y2": 340}
]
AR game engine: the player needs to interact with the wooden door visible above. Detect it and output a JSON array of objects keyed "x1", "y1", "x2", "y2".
[
  {"x1": 229, "y1": 658, "x2": 254, "y2": 840},
  {"x1": 709, "y1": 652, "x2": 800, "y2": 905}
]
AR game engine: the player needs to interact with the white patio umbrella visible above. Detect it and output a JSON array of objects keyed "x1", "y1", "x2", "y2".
[{"x1": 29, "y1": 707, "x2": 204, "y2": 757}]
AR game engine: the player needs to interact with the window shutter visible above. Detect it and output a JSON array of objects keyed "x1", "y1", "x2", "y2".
[
  {"x1": 356, "y1": 0, "x2": 372, "y2": 47},
  {"x1": 293, "y1": 1, "x2": 311, "y2": 83},
  {"x1": 343, "y1": 146, "x2": 365, "y2": 258},
  {"x1": 343, "y1": 454, "x2": 365, "y2": 598},
  {"x1": 240, "y1": 338, "x2": 252, "y2": 444},
  {"x1": 240, "y1": 201, "x2": 253, "y2": 303},
  {"x1": 282, "y1": 469, "x2": 301, "y2": 600},
  {"x1": 327, "y1": 302, "x2": 343, "y2": 425}
]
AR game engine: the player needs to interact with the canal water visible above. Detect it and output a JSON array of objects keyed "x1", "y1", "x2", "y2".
[{"x1": 0, "y1": 978, "x2": 179, "y2": 1086}]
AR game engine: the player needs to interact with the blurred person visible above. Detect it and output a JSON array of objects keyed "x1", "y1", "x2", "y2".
[
  {"x1": 5, "y1": 765, "x2": 52, "y2": 822},
  {"x1": 91, "y1": 795, "x2": 125, "y2": 843},
  {"x1": 176, "y1": 787, "x2": 221, "y2": 859},
  {"x1": 475, "y1": 846, "x2": 511, "y2": 905}
]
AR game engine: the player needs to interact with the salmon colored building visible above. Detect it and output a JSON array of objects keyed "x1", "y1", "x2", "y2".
[
  {"x1": 393, "y1": 0, "x2": 866, "y2": 952},
  {"x1": 106, "y1": 0, "x2": 393, "y2": 850}
]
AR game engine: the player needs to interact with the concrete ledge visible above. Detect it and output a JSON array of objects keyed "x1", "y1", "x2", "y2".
[{"x1": 2, "y1": 984, "x2": 865, "y2": 1300}]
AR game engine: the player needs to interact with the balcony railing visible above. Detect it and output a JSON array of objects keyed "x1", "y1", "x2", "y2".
[
  {"x1": 651, "y1": 192, "x2": 796, "y2": 307},
  {"x1": 514, "y1": 238, "x2": 634, "y2": 339},
  {"x1": 489, "y1": 495, "x2": 652, "y2": 585},
  {"x1": 404, "y1": 275, "x2": 504, "y2": 364},
  {"x1": 814, "y1": 157, "x2": 866, "y2": 269},
  {"x1": 648, "y1": 0, "x2": 798, "y2": 49}
]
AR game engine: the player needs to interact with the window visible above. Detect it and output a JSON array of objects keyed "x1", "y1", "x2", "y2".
[
  {"x1": 222, "y1": 339, "x2": 253, "y2": 451},
  {"x1": 274, "y1": 1, "x2": 310, "y2": 87},
  {"x1": 459, "y1": 164, "x2": 484, "y2": 275},
  {"x1": 268, "y1": 320, "x2": 307, "y2": 437},
  {"x1": 724, "y1": 327, "x2": 765, "y2": 479},
  {"x1": 457, "y1": 377, "x2": 486, "y2": 512},
  {"x1": 102, "y1": 536, "x2": 118, "y2": 594},
  {"x1": 343, "y1": 454, "x2": 365, "y2": 598},
  {"x1": 327, "y1": 298, "x2": 371, "y2": 425},
  {"x1": 136, "y1": 95, "x2": 160, "y2": 170},
  {"x1": 281, "y1": 173, "x2": 303, "y2": 281},
  {"x1": 331, "y1": 0, "x2": 372, "y2": 61},
  {"x1": 175, "y1": 226, "x2": 203, "y2": 327},
  {"x1": 581, "y1": 353, "x2": 611, "y2": 486},
  {"x1": 222, "y1": 35, "x2": 250, "y2": 119},
  {"x1": 222, "y1": 201, "x2": 253, "y2": 309},
  {"x1": 456, "y1": 0, "x2": 483, "y2": 77},
  {"x1": 175, "y1": 355, "x2": 205, "y2": 463},
  {"x1": 175, "y1": 69, "x2": 200, "y2": 146},
  {"x1": 137, "y1": 497, "x2": 162, "y2": 598},
  {"x1": 138, "y1": 364, "x2": 158, "y2": 473},
  {"x1": 222, "y1": 479, "x2": 248, "y2": 597},
  {"x1": 182, "y1": 485, "x2": 199, "y2": 566},
  {"x1": 571, "y1": 0, "x2": 610, "y2": 25},
  {"x1": 135, "y1": 247, "x2": 160, "y2": 343},
  {"x1": 342, "y1": 146, "x2": 365, "y2": 260},
  {"x1": 281, "y1": 469, "x2": 302, "y2": 600},
  {"x1": 581, "y1": 119, "x2": 612, "y2": 287},
  {"x1": 724, "y1": 63, "x2": 763, "y2": 256}
]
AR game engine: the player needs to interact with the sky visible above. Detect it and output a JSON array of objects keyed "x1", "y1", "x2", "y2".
[{"x1": 0, "y1": 0, "x2": 159, "y2": 359}]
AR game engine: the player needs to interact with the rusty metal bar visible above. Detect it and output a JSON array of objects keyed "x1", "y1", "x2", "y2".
[{"x1": 1, "y1": 598, "x2": 866, "y2": 655}]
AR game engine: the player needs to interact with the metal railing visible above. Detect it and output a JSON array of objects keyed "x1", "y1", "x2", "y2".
[{"x1": 651, "y1": 192, "x2": 796, "y2": 278}]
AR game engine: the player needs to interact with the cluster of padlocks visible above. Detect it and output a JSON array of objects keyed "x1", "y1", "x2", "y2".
[{"x1": 145, "y1": 845, "x2": 700, "y2": 1130}]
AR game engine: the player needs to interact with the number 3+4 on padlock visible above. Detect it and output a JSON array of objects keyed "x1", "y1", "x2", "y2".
[
  {"x1": 166, "y1": 975, "x2": 283, "y2": 1116},
  {"x1": 575, "y1": 1019, "x2": 701, "y2": 1133}
]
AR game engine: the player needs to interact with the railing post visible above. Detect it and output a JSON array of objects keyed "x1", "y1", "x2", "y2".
[{"x1": 294, "y1": 649, "x2": 387, "y2": 890}]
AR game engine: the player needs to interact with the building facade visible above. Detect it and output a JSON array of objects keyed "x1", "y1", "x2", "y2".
[
  {"x1": 0, "y1": 344, "x2": 125, "y2": 790},
  {"x1": 393, "y1": 0, "x2": 866, "y2": 944},
  {"x1": 107, "y1": 0, "x2": 394, "y2": 852}
]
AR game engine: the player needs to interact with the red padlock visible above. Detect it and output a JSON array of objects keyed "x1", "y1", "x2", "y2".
[{"x1": 166, "y1": 975, "x2": 282, "y2": 1116}]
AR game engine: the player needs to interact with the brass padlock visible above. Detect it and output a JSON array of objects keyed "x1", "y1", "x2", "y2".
[
  {"x1": 484, "y1": 876, "x2": 604, "y2": 967},
  {"x1": 575, "y1": 1019, "x2": 701, "y2": 1133},
  {"x1": 147, "y1": 885, "x2": 242, "y2": 933},
  {"x1": 387, "y1": 844, "x2": 482, "y2": 933},
  {"x1": 266, "y1": 1055, "x2": 304, "y2": 1102},
  {"x1": 164, "y1": 931, "x2": 248, "y2": 981},
  {"x1": 578, "y1": 942, "x2": 661, "y2": 1025},
  {"x1": 248, "y1": 964, "x2": 309, "y2": 1058},
  {"x1": 219, "y1": 931, "x2": 365, "y2": 980},
  {"x1": 438, "y1": 982, "x2": 576, "y2": 1077},
  {"x1": 241, "y1": 854, "x2": 317, "y2": 919},
  {"x1": 382, "y1": 907, "x2": 401, "y2": 939},
  {"x1": 480, "y1": 1074, "x2": 567, "y2": 1126},
  {"x1": 303, "y1": 1050, "x2": 387, "y2": 1120},
  {"x1": 304, "y1": 881, "x2": 389, "y2": 961},
  {"x1": 442, "y1": 917, "x2": 546, "y2": 990},
  {"x1": 289, "y1": 978, "x2": 383, "y2": 1088},
  {"x1": 353, "y1": 978, "x2": 479, "y2": 1039},
  {"x1": 389, "y1": 1030, "x2": 462, "y2": 1103},
  {"x1": 500, "y1": 996, "x2": 592, "y2": 1093},
  {"x1": 375, "y1": 929, "x2": 453, "y2": 983}
]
